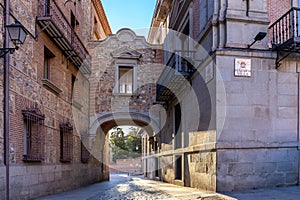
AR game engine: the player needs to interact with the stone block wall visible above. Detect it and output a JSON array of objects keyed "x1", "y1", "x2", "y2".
[
  {"x1": 216, "y1": 54, "x2": 298, "y2": 147},
  {"x1": 216, "y1": 51, "x2": 299, "y2": 191},
  {"x1": 147, "y1": 0, "x2": 300, "y2": 193},
  {"x1": 153, "y1": 51, "x2": 217, "y2": 191},
  {"x1": 160, "y1": 156, "x2": 174, "y2": 183},
  {"x1": 217, "y1": 148, "x2": 298, "y2": 191},
  {"x1": 0, "y1": 160, "x2": 102, "y2": 199},
  {"x1": 187, "y1": 151, "x2": 216, "y2": 191}
]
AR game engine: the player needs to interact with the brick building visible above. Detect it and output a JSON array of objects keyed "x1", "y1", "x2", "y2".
[
  {"x1": 0, "y1": 0, "x2": 111, "y2": 199},
  {"x1": 144, "y1": 0, "x2": 300, "y2": 192}
]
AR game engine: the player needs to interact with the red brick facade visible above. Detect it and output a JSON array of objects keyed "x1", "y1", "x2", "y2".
[
  {"x1": 268, "y1": 0, "x2": 291, "y2": 24},
  {"x1": 0, "y1": 0, "x2": 111, "y2": 199}
]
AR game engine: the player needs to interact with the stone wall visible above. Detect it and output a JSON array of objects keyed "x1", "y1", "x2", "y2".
[
  {"x1": 147, "y1": 0, "x2": 300, "y2": 193},
  {"x1": 216, "y1": 52, "x2": 299, "y2": 191},
  {"x1": 0, "y1": 160, "x2": 102, "y2": 199},
  {"x1": 88, "y1": 29, "x2": 163, "y2": 119},
  {"x1": 151, "y1": 50, "x2": 217, "y2": 191},
  {"x1": 88, "y1": 29, "x2": 164, "y2": 174},
  {"x1": 109, "y1": 157, "x2": 142, "y2": 173}
]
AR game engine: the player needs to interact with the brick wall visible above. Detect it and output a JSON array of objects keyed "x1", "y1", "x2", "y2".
[
  {"x1": 192, "y1": 0, "x2": 201, "y2": 40},
  {"x1": 268, "y1": 0, "x2": 291, "y2": 25},
  {"x1": 0, "y1": 0, "x2": 109, "y2": 199}
]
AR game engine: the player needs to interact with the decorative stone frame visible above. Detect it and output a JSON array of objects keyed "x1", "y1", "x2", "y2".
[
  {"x1": 110, "y1": 46, "x2": 142, "y2": 95},
  {"x1": 114, "y1": 59, "x2": 137, "y2": 95}
]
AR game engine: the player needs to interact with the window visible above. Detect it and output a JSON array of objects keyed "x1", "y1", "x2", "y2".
[
  {"x1": 155, "y1": 157, "x2": 159, "y2": 177},
  {"x1": 118, "y1": 66, "x2": 133, "y2": 94},
  {"x1": 71, "y1": 11, "x2": 76, "y2": 29},
  {"x1": 181, "y1": 22, "x2": 190, "y2": 52},
  {"x1": 71, "y1": 11, "x2": 79, "y2": 37},
  {"x1": 81, "y1": 142, "x2": 90, "y2": 163},
  {"x1": 199, "y1": 0, "x2": 213, "y2": 31},
  {"x1": 199, "y1": 0, "x2": 208, "y2": 31},
  {"x1": 71, "y1": 74, "x2": 76, "y2": 100},
  {"x1": 178, "y1": 22, "x2": 190, "y2": 73},
  {"x1": 175, "y1": 155, "x2": 182, "y2": 180},
  {"x1": 44, "y1": 47, "x2": 55, "y2": 80},
  {"x1": 44, "y1": 0, "x2": 51, "y2": 16},
  {"x1": 174, "y1": 103, "x2": 182, "y2": 149},
  {"x1": 60, "y1": 122, "x2": 73, "y2": 162},
  {"x1": 93, "y1": 17, "x2": 100, "y2": 40},
  {"x1": 22, "y1": 106, "x2": 45, "y2": 162}
]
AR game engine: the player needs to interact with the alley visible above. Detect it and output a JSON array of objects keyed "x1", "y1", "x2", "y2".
[{"x1": 35, "y1": 173, "x2": 231, "y2": 200}]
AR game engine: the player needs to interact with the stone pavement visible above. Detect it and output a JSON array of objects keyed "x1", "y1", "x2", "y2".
[
  {"x1": 35, "y1": 173, "x2": 300, "y2": 200},
  {"x1": 223, "y1": 186, "x2": 300, "y2": 200}
]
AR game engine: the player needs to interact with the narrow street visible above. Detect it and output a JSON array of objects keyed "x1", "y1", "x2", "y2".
[{"x1": 35, "y1": 173, "x2": 231, "y2": 200}]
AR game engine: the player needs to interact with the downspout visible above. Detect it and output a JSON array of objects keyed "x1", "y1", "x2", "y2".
[
  {"x1": 219, "y1": 0, "x2": 227, "y2": 48},
  {"x1": 4, "y1": 0, "x2": 10, "y2": 199},
  {"x1": 297, "y1": 63, "x2": 300, "y2": 185},
  {"x1": 296, "y1": 0, "x2": 300, "y2": 184},
  {"x1": 212, "y1": 0, "x2": 220, "y2": 51}
]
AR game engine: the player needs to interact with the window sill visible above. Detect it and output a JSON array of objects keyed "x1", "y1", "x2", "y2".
[
  {"x1": 81, "y1": 158, "x2": 89, "y2": 163},
  {"x1": 42, "y1": 79, "x2": 62, "y2": 95},
  {"x1": 113, "y1": 93, "x2": 133, "y2": 96},
  {"x1": 23, "y1": 155, "x2": 43, "y2": 162},
  {"x1": 60, "y1": 158, "x2": 72, "y2": 163}
]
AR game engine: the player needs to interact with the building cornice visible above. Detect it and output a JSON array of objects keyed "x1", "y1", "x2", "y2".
[
  {"x1": 92, "y1": 0, "x2": 112, "y2": 35},
  {"x1": 148, "y1": 0, "x2": 172, "y2": 43}
]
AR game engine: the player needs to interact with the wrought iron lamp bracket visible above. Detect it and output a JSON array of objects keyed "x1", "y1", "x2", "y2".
[{"x1": 0, "y1": 46, "x2": 18, "y2": 57}]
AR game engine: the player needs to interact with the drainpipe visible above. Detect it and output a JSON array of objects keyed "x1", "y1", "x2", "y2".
[
  {"x1": 297, "y1": 63, "x2": 300, "y2": 185},
  {"x1": 212, "y1": 0, "x2": 220, "y2": 51},
  {"x1": 219, "y1": 0, "x2": 227, "y2": 48},
  {"x1": 4, "y1": 0, "x2": 10, "y2": 199}
]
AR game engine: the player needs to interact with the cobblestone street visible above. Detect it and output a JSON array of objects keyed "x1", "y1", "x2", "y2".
[{"x1": 36, "y1": 173, "x2": 231, "y2": 200}]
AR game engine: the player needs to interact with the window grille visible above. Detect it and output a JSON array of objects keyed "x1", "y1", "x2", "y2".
[
  {"x1": 22, "y1": 106, "x2": 45, "y2": 162},
  {"x1": 60, "y1": 121, "x2": 73, "y2": 162}
]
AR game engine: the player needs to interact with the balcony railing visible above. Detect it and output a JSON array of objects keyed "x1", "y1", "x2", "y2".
[
  {"x1": 269, "y1": 7, "x2": 300, "y2": 49},
  {"x1": 37, "y1": 0, "x2": 90, "y2": 73},
  {"x1": 269, "y1": 7, "x2": 300, "y2": 67},
  {"x1": 156, "y1": 50, "x2": 196, "y2": 101}
]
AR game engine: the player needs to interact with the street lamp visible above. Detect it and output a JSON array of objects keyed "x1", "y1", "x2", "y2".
[
  {"x1": 1, "y1": 18, "x2": 27, "y2": 200},
  {"x1": 247, "y1": 32, "x2": 267, "y2": 48},
  {"x1": 0, "y1": 20, "x2": 27, "y2": 57}
]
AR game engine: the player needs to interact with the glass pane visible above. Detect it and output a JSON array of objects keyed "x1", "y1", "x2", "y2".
[
  {"x1": 44, "y1": 58, "x2": 49, "y2": 79},
  {"x1": 119, "y1": 67, "x2": 133, "y2": 94}
]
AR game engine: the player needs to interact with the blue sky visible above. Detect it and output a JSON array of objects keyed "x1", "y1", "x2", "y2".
[{"x1": 101, "y1": 0, "x2": 156, "y2": 35}]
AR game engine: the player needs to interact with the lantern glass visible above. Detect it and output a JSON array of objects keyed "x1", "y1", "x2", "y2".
[{"x1": 6, "y1": 21, "x2": 27, "y2": 45}]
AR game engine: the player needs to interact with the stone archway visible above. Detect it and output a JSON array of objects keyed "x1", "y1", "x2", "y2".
[
  {"x1": 87, "y1": 112, "x2": 160, "y2": 181},
  {"x1": 87, "y1": 28, "x2": 164, "y2": 182}
]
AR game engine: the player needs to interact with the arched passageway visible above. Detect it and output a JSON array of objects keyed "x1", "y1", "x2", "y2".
[{"x1": 86, "y1": 112, "x2": 160, "y2": 181}]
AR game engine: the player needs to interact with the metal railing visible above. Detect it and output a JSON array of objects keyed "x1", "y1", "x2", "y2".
[
  {"x1": 38, "y1": 0, "x2": 89, "y2": 64},
  {"x1": 269, "y1": 7, "x2": 300, "y2": 46},
  {"x1": 167, "y1": 50, "x2": 196, "y2": 76},
  {"x1": 156, "y1": 50, "x2": 196, "y2": 101}
]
